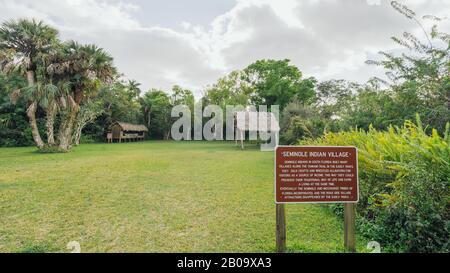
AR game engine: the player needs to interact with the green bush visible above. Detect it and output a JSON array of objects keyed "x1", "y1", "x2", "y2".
[
  {"x1": 79, "y1": 134, "x2": 96, "y2": 144},
  {"x1": 279, "y1": 102, "x2": 328, "y2": 144},
  {"x1": 303, "y1": 116, "x2": 450, "y2": 252}
]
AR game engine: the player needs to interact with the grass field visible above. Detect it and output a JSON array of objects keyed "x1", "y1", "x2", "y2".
[{"x1": 0, "y1": 141, "x2": 368, "y2": 253}]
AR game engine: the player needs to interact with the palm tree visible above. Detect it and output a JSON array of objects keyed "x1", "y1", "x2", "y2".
[
  {"x1": 0, "y1": 19, "x2": 59, "y2": 149},
  {"x1": 127, "y1": 80, "x2": 141, "y2": 98},
  {"x1": 25, "y1": 81, "x2": 60, "y2": 145},
  {"x1": 47, "y1": 41, "x2": 116, "y2": 150}
]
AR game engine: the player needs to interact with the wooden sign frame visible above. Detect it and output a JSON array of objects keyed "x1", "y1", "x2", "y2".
[{"x1": 274, "y1": 146, "x2": 359, "y2": 253}]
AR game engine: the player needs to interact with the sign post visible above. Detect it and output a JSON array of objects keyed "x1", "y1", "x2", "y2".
[
  {"x1": 275, "y1": 146, "x2": 359, "y2": 253},
  {"x1": 344, "y1": 203, "x2": 356, "y2": 252},
  {"x1": 275, "y1": 204, "x2": 286, "y2": 253}
]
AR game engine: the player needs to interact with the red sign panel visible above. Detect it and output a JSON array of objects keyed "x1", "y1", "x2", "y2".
[{"x1": 275, "y1": 146, "x2": 359, "y2": 203}]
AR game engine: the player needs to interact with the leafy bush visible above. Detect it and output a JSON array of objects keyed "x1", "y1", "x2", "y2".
[
  {"x1": 79, "y1": 134, "x2": 96, "y2": 144},
  {"x1": 280, "y1": 102, "x2": 328, "y2": 144},
  {"x1": 303, "y1": 116, "x2": 450, "y2": 252}
]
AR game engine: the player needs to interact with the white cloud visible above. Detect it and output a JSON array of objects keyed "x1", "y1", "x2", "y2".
[{"x1": 0, "y1": 0, "x2": 449, "y2": 96}]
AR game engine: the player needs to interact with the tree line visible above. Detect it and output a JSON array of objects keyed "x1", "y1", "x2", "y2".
[
  {"x1": 0, "y1": 1, "x2": 448, "y2": 253},
  {"x1": 0, "y1": 1, "x2": 448, "y2": 151}
]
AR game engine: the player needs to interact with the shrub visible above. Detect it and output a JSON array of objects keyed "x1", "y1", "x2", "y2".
[
  {"x1": 280, "y1": 102, "x2": 327, "y2": 144},
  {"x1": 302, "y1": 116, "x2": 450, "y2": 252},
  {"x1": 79, "y1": 134, "x2": 96, "y2": 144}
]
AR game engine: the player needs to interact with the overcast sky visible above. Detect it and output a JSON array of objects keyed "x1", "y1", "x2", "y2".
[{"x1": 1, "y1": 0, "x2": 449, "y2": 96}]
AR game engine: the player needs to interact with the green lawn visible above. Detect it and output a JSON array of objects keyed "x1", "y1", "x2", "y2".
[{"x1": 0, "y1": 141, "x2": 368, "y2": 253}]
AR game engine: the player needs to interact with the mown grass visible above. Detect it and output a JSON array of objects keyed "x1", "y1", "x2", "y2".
[{"x1": 0, "y1": 141, "x2": 368, "y2": 253}]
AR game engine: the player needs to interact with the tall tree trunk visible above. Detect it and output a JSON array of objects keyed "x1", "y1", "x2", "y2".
[
  {"x1": 58, "y1": 95, "x2": 79, "y2": 151},
  {"x1": 72, "y1": 114, "x2": 92, "y2": 146},
  {"x1": 26, "y1": 70, "x2": 35, "y2": 86},
  {"x1": 74, "y1": 116, "x2": 100, "y2": 146},
  {"x1": 25, "y1": 70, "x2": 44, "y2": 149},
  {"x1": 73, "y1": 125, "x2": 82, "y2": 146},
  {"x1": 73, "y1": 110, "x2": 83, "y2": 146},
  {"x1": 45, "y1": 101, "x2": 57, "y2": 146},
  {"x1": 27, "y1": 101, "x2": 44, "y2": 149}
]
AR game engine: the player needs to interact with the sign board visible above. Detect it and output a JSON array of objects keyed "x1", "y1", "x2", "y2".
[{"x1": 275, "y1": 146, "x2": 358, "y2": 203}]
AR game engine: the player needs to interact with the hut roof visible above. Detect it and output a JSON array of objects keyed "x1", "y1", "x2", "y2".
[
  {"x1": 235, "y1": 111, "x2": 280, "y2": 132},
  {"x1": 112, "y1": 122, "x2": 149, "y2": 132}
]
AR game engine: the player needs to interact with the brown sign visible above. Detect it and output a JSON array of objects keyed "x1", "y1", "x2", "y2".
[{"x1": 275, "y1": 146, "x2": 358, "y2": 203}]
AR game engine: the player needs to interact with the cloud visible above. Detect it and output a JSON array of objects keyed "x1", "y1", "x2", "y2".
[
  {"x1": 0, "y1": 0, "x2": 449, "y2": 96},
  {"x1": 0, "y1": 0, "x2": 224, "y2": 95}
]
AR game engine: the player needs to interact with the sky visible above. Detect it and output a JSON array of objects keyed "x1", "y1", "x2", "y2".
[{"x1": 0, "y1": 0, "x2": 449, "y2": 96}]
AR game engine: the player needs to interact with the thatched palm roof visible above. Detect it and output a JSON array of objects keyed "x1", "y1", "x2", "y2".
[
  {"x1": 235, "y1": 111, "x2": 280, "y2": 131},
  {"x1": 112, "y1": 122, "x2": 148, "y2": 132}
]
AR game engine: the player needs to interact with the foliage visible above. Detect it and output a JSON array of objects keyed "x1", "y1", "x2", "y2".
[
  {"x1": 72, "y1": 99, "x2": 104, "y2": 145},
  {"x1": 366, "y1": 1, "x2": 450, "y2": 133},
  {"x1": 303, "y1": 118, "x2": 450, "y2": 252},
  {"x1": 0, "y1": 19, "x2": 60, "y2": 149},
  {"x1": 140, "y1": 89, "x2": 172, "y2": 139},
  {"x1": 203, "y1": 70, "x2": 251, "y2": 108},
  {"x1": 315, "y1": 79, "x2": 362, "y2": 120},
  {"x1": 86, "y1": 81, "x2": 142, "y2": 141},
  {"x1": 0, "y1": 19, "x2": 59, "y2": 73},
  {"x1": 242, "y1": 59, "x2": 316, "y2": 110},
  {"x1": 341, "y1": 89, "x2": 402, "y2": 131},
  {"x1": 0, "y1": 73, "x2": 35, "y2": 147},
  {"x1": 280, "y1": 101, "x2": 328, "y2": 144},
  {"x1": 309, "y1": 3, "x2": 450, "y2": 136},
  {"x1": 171, "y1": 85, "x2": 194, "y2": 107},
  {"x1": 0, "y1": 19, "x2": 117, "y2": 151}
]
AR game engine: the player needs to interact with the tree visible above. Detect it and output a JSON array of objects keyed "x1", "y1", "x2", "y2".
[
  {"x1": 171, "y1": 85, "x2": 194, "y2": 107},
  {"x1": 242, "y1": 59, "x2": 316, "y2": 110},
  {"x1": 0, "y1": 19, "x2": 59, "y2": 148},
  {"x1": 0, "y1": 73, "x2": 34, "y2": 147},
  {"x1": 46, "y1": 41, "x2": 116, "y2": 150},
  {"x1": 104, "y1": 81, "x2": 141, "y2": 123},
  {"x1": 366, "y1": 1, "x2": 450, "y2": 132},
  {"x1": 79, "y1": 81, "x2": 142, "y2": 143},
  {"x1": 140, "y1": 89, "x2": 172, "y2": 139},
  {"x1": 72, "y1": 99, "x2": 103, "y2": 146},
  {"x1": 203, "y1": 70, "x2": 251, "y2": 108},
  {"x1": 126, "y1": 79, "x2": 141, "y2": 98},
  {"x1": 280, "y1": 100, "x2": 334, "y2": 144},
  {"x1": 343, "y1": 89, "x2": 399, "y2": 131}
]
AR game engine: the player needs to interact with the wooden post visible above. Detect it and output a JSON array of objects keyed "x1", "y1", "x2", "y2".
[
  {"x1": 276, "y1": 204, "x2": 286, "y2": 253},
  {"x1": 344, "y1": 203, "x2": 356, "y2": 252}
]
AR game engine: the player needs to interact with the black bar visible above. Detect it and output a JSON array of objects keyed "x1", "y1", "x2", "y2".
[{"x1": 0, "y1": 253, "x2": 446, "y2": 272}]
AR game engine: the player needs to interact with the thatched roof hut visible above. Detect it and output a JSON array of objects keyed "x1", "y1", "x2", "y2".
[
  {"x1": 108, "y1": 121, "x2": 148, "y2": 143},
  {"x1": 235, "y1": 111, "x2": 280, "y2": 132},
  {"x1": 112, "y1": 122, "x2": 149, "y2": 132},
  {"x1": 235, "y1": 111, "x2": 279, "y2": 151}
]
